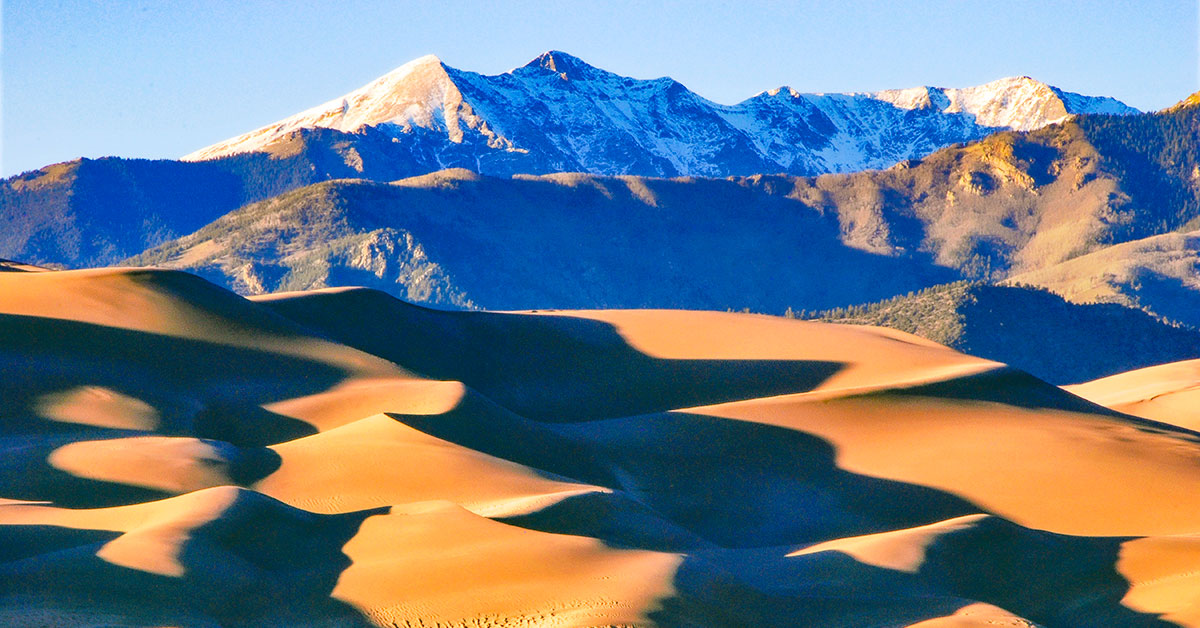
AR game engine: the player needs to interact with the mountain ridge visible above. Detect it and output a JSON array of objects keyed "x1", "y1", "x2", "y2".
[
  {"x1": 183, "y1": 51, "x2": 1138, "y2": 176},
  {"x1": 123, "y1": 101, "x2": 1200, "y2": 317},
  {"x1": 809, "y1": 281, "x2": 1200, "y2": 384},
  {"x1": 124, "y1": 171, "x2": 957, "y2": 312}
]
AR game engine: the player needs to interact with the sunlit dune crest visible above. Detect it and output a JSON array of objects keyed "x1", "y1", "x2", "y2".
[
  {"x1": 4, "y1": 268, "x2": 1200, "y2": 626},
  {"x1": 1067, "y1": 358, "x2": 1200, "y2": 430}
]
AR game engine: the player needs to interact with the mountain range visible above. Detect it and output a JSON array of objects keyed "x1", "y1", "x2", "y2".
[
  {"x1": 185, "y1": 51, "x2": 1137, "y2": 177},
  {"x1": 0, "y1": 51, "x2": 1146, "y2": 271},
  {"x1": 4, "y1": 52, "x2": 1198, "y2": 374},
  {"x1": 9, "y1": 50, "x2": 1200, "y2": 626},
  {"x1": 127, "y1": 96, "x2": 1200, "y2": 316},
  {"x1": 125, "y1": 169, "x2": 958, "y2": 312}
]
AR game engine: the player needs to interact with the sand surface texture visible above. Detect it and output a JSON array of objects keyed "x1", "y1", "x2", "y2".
[{"x1": 3, "y1": 268, "x2": 1200, "y2": 626}]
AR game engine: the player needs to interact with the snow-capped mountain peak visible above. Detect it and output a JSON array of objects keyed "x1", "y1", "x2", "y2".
[
  {"x1": 184, "y1": 52, "x2": 1139, "y2": 176},
  {"x1": 762, "y1": 86, "x2": 804, "y2": 99},
  {"x1": 868, "y1": 76, "x2": 1135, "y2": 131},
  {"x1": 521, "y1": 50, "x2": 601, "y2": 78}
]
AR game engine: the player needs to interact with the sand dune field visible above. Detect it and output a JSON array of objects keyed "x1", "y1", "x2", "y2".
[{"x1": 4, "y1": 267, "x2": 1200, "y2": 626}]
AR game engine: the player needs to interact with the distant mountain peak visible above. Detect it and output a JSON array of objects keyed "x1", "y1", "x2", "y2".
[
  {"x1": 401, "y1": 53, "x2": 445, "y2": 68},
  {"x1": 999, "y1": 75, "x2": 1041, "y2": 85},
  {"x1": 183, "y1": 52, "x2": 1140, "y2": 173},
  {"x1": 362, "y1": 54, "x2": 451, "y2": 92},
  {"x1": 182, "y1": 53, "x2": 475, "y2": 160},
  {"x1": 524, "y1": 50, "x2": 597, "y2": 77},
  {"x1": 763, "y1": 86, "x2": 802, "y2": 98},
  {"x1": 867, "y1": 75, "x2": 1138, "y2": 131}
]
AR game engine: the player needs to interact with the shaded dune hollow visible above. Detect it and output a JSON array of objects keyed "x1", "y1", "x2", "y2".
[{"x1": 3, "y1": 269, "x2": 1200, "y2": 626}]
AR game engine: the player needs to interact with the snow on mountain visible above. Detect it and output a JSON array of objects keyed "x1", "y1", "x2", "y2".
[
  {"x1": 184, "y1": 51, "x2": 1139, "y2": 176},
  {"x1": 184, "y1": 55, "x2": 513, "y2": 161},
  {"x1": 871, "y1": 76, "x2": 1135, "y2": 131}
]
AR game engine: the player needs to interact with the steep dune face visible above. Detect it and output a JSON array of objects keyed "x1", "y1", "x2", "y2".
[{"x1": 6, "y1": 268, "x2": 1200, "y2": 625}]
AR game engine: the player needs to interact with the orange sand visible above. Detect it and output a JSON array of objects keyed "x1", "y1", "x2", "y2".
[{"x1": 2, "y1": 269, "x2": 1200, "y2": 625}]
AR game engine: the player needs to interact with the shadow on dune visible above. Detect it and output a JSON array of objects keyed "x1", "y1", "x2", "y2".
[
  {"x1": 190, "y1": 401, "x2": 319, "y2": 447},
  {"x1": 0, "y1": 432, "x2": 282, "y2": 507},
  {"x1": 0, "y1": 523, "x2": 122, "y2": 564},
  {"x1": 261, "y1": 289, "x2": 847, "y2": 421},
  {"x1": 170, "y1": 490, "x2": 379, "y2": 625},
  {"x1": 650, "y1": 518, "x2": 1176, "y2": 627},
  {"x1": 393, "y1": 403, "x2": 1176, "y2": 626},
  {"x1": 0, "y1": 312, "x2": 337, "y2": 509},
  {"x1": 650, "y1": 549, "x2": 984, "y2": 627},
  {"x1": 0, "y1": 435, "x2": 169, "y2": 507},
  {"x1": 884, "y1": 366, "x2": 1200, "y2": 442},
  {"x1": 495, "y1": 489, "x2": 716, "y2": 553},
  {"x1": 0, "y1": 288, "x2": 1176, "y2": 624},
  {"x1": 0, "y1": 313, "x2": 338, "y2": 443},
  {"x1": 913, "y1": 517, "x2": 1174, "y2": 627},
  {"x1": 385, "y1": 389, "x2": 623, "y2": 488},
  {"x1": 0, "y1": 491, "x2": 379, "y2": 626},
  {"x1": 489, "y1": 412, "x2": 979, "y2": 548},
  {"x1": 884, "y1": 366, "x2": 1141, "y2": 416}
]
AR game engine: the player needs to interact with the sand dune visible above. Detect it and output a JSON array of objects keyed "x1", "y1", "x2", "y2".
[
  {"x1": 0, "y1": 268, "x2": 404, "y2": 373},
  {"x1": 1066, "y1": 358, "x2": 1200, "y2": 430},
  {"x1": 258, "y1": 412, "x2": 603, "y2": 515},
  {"x1": 4, "y1": 269, "x2": 1200, "y2": 625},
  {"x1": 253, "y1": 287, "x2": 1000, "y2": 420}
]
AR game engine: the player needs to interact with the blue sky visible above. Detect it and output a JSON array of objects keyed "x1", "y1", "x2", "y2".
[{"x1": 3, "y1": 0, "x2": 1197, "y2": 177}]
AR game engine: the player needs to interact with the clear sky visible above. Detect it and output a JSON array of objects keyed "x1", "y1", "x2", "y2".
[{"x1": 3, "y1": 0, "x2": 1197, "y2": 177}]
